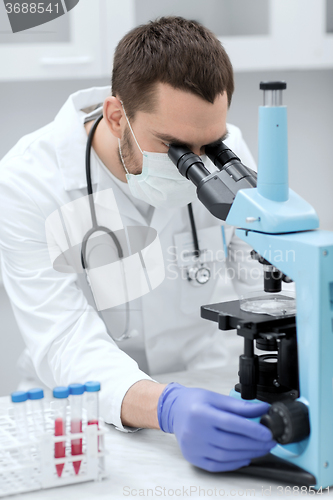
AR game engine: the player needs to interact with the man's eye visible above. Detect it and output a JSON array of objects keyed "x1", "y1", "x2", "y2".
[
  {"x1": 206, "y1": 134, "x2": 229, "y2": 148},
  {"x1": 206, "y1": 140, "x2": 222, "y2": 148}
]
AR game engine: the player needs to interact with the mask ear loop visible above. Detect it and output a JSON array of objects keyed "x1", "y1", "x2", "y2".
[
  {"x1": 120, "y1": 100, "x2": 144, "y2": 155},
  {"x1": 119, "y1": 100, "x2": 171, "y2": 173}
]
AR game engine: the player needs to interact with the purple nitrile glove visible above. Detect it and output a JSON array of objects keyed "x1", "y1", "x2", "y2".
[{"x1": 157, "y1": 383, "x2": 275, "y2": 472}]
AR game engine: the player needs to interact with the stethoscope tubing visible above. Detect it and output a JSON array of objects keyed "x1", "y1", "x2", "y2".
[{"x1": 83, "y1": 114, "x2": 130, "y2": 341}]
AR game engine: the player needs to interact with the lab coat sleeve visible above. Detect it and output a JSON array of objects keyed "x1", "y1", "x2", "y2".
[{"x1": 0, "y1": 170, "x2": 153, "y2": 431}]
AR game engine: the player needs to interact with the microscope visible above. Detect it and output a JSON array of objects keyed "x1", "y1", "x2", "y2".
[{"x1": 168, "y1": 82, "x2": 333, "y2": 488}]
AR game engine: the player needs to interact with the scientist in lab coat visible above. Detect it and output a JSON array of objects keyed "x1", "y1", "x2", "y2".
[{"x1": 0, "y1": 17, "x2": 275, "y2": 472}]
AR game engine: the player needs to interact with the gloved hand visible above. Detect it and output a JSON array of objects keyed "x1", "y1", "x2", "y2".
[{"x1": 157, "y1": 383, "x2": 275, "y2": 472}]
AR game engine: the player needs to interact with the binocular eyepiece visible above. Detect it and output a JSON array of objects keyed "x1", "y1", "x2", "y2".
[
  {"x1": 167, "y1": 141, "x2": 257, "y2": 221},
  {"x1": 168, "y1": 141, "x2": 254, "y2": 184}
]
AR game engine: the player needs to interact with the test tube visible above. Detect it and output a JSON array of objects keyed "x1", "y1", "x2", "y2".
[
  {"x1": 11, "y1": 391, "x2": 30, "y2": 476},
  {"x1": 85, "y1": 381, "x2": 100, "y2": 451},
  {"x1": 11, "y1": 391, "x2": 29, "y2": 442},
  {"x1": 53, "y1": 386, "x2": 69, "y2": 478},
  {"x1": 27, "y1": 388, "x2": 46, "y2": 438},
  {"x1": 68, "y1": 383, "x2": 84, "y2": 475},
  {"x1": 85, "y1": 381, "x2": 100, "y2": 426}
]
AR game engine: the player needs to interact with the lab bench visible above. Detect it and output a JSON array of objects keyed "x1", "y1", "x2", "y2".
[{"x1": 1, "y1": 366, "x2": 332, "y2": 499}]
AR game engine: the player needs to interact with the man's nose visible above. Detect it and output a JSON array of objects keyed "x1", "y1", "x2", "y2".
[{"x1": 192, "y1": 147, "x2": 204, "y2": 157}]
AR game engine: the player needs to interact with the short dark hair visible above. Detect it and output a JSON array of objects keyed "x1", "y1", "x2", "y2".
[{"x1": 111, "y1": 16, "x2": 234, "y2": 119}]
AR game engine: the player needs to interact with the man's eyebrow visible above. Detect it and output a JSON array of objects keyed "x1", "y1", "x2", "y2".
[
  {"x1": 205, "y1": 129, "x2": 230, "y2": 146},
  {"x1": 152, "y1": 129, "x2": 229, "y2": 147}
]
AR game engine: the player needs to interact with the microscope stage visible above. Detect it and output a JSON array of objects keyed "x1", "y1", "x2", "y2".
[{"x1": 201, "y1": 299, "x2": 296, "y2": 340}]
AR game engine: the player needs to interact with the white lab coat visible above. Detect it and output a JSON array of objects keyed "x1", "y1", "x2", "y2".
[{"x1": 0, "y1": 86, "x2": 261, "y2": 430}]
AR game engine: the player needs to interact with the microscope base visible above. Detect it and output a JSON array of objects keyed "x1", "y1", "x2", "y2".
[{"x1": 236, "y1": 454, "x2": 316, "y2": 487}]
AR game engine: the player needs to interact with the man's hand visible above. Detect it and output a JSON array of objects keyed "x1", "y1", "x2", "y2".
[{"x1": 157, "y1": 383, "x2": 276, "y2": 472}]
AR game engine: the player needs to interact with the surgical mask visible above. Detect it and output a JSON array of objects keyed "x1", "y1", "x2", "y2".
[{"x1": 118, "y1": 103, "x2": 199, "y2": 209}]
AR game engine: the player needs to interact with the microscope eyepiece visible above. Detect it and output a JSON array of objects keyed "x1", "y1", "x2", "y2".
[
  {"x1": 167, "y1": 144, "x2": 192, "y2": 171},
  {"x1": 167, "y1": 144, "x2": 210, "y2": 186},
  {"x1": 167, "y1": 140, "x2": 257, "y2": 221},
  {"x1": 205, "y1": 141, "x2": 257, "y2": 187},
  {"x1": 205, "y1": 141, "x2": 241, "y2": 168}
]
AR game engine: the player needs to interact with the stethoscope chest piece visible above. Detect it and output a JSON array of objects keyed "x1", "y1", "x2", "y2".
[
  {"x1": 186, "y1": 203, "x2": 211, "y2": 285},
  {"x1": 187, "y1": 263, "x2": 211, "y2": 285}
]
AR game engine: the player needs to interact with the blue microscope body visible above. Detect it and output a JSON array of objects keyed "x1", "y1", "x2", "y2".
[
  {"x1": 168, "y1": 81, "x2": 333, "y2": 487},
  {"x1": 225, "y1": 83, "x2": 333, "y2": 488}
]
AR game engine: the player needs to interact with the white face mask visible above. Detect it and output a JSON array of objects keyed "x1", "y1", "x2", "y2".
[{"x1": 119, "y1": 104, "x2": 198, "y2": 209}]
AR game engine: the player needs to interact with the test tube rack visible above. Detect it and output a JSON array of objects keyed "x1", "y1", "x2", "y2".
[{"x1": 0, "y1": 398, "x2": 107, "y2": 497}]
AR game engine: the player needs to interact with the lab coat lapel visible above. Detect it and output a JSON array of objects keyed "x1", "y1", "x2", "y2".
[
  {"x1": 115, "y1": 189, "x2": 148, "y2": 226},
  {"x1": 95, "y1": 160, "x2": 148, "y2": 226},
  {"x1": 149, "y1": 205, "x2": 178, "y2": 236}
]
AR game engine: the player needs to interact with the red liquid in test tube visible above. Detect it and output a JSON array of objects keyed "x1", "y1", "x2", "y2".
[
  {"x1": 70, "y1": 418, "x2": 83, "y2": 474},
  {"x1": 88, "y1": 419, "x2": 98, "y2": 425},
  {"x1": 54, "y1": 417, "x2": 66, "y2": 477},
  {"x1": 85, "y1": 381, "x2": 101, "y2": 452},
  {"x1": 53, "y1": 387, "x2": 69, "y2": 478},
  {"x1": 68, "y1": 384, "x2": 84, "y2": 475}
]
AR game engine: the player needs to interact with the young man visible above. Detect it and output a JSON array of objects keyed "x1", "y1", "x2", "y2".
[{"x1": 0, "y1": 17, "x2": 274, "y2": 472}]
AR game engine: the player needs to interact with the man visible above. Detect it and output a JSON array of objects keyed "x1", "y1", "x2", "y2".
[{"x1": 0, "y1": 17, "x2": 275, "y2": 472}]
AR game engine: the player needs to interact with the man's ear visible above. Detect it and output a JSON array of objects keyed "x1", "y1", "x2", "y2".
[{"x1": 103, "y1": 96, "x2": 124, "y2": 139}]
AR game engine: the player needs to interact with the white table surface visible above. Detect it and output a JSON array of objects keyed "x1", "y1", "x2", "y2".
[{"x1": 1, "y1": 366, "x2": 332, "y2": 499}]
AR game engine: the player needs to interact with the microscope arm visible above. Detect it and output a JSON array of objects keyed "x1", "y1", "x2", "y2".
[{"x1": 168, "y1": 142, "x2": 257, "y2": 221}]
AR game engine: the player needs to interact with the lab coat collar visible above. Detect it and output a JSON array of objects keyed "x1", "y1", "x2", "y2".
[{"x1": 53, "y1": 86, "x2": 111, "y2": 192}]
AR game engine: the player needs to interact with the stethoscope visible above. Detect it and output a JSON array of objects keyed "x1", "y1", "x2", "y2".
[
  {"x1": 81, "y1": 114, "x2": 211, "y2": 340},
  {"x1": 82, "y1": 113, "x2": 130, "y2": 342},
  {"x1": 186, "y1": 203, "x2": 211, "y2": 286}
]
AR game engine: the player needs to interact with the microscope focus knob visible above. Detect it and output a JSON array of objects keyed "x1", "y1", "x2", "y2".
[{"x1": 260, "y1": 400, "x2": 310, "y2": 444}]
